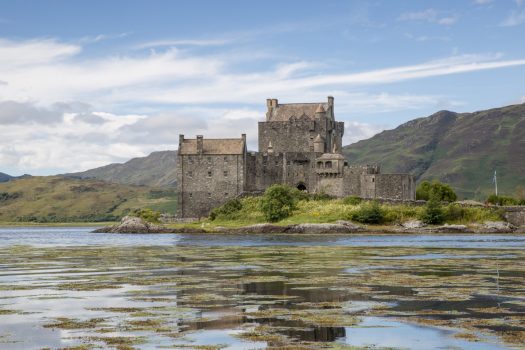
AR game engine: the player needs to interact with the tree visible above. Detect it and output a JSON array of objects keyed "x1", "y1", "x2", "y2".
[
  {"x1": 260, "y1": 184, "x2": 298, "y2": 222},
  {"x1": 420, "y1": 195, "x2": 445, "y2": 225},
  {"x1": 416, "y1": 180, "x2": 457, "y2": 202}
]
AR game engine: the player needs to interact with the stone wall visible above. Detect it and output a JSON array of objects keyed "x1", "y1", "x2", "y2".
[
  {"x1": 177, "y1": 153, "x2": 245, "y2": 218},
  {"x1": 373, "y1": 174, "x2": 416, "y2": 200}
]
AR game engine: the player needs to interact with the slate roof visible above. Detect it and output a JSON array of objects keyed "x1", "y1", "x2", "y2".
[
  {"x1": 179, "y1": 138, "x2": 245, "y2": 155},
  {"x1": 268, "y1": 103, "x2": 328, "y2": 121}
]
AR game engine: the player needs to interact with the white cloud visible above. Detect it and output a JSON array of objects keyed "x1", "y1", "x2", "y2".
[
  {"x1": 398, "y1": 9, "x2": 458, "y2": 25},
  {"x1": 1, "y1": 36, "x2": 525, "y2": 174},
  {"x1": 344, "y1": 121, "x2": 388, "y2": 145},
  {"x1": 135, "y1": 38, "x2": 231, "y2": 49},
  {"x1": 500, "y1": 10, "x2": 525, "y2": 26},
  {"x1": 520, "y1": 96, "x2": 525, "y2": 103},
  {"x1": 473, "y1": 0, "x2": 493, "y2": 5}
]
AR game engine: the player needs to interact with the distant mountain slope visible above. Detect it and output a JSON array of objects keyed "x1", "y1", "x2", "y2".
[
  {"x1": 0, "y1": 172, "x2": 13, "y2": 183},
  {"x1": 343, "y1": 103, "x2": 525, "y2": 199},
  {"x1": 0, "y1": 176, "x2": 177, "y2": 222},
  {"x1": 66, "y1": 151, "x2": 177, "y2": 187}
]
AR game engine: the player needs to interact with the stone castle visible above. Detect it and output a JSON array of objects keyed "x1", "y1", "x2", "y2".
[{"x1": 177, "y1": 97, "x2": 415, "y2": 218}]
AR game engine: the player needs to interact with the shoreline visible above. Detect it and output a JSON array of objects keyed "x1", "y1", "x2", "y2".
[{"x1": 90, "y1": 217, "x2": 525, "y2": 235}]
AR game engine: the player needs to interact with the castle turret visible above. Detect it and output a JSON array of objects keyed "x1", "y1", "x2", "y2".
[
  {"x1": 315, "y1": 104, "x2": 325, "y2": 118},
  {"x1": 313, "y1": 134, "x2": 325, "y2": 153}
]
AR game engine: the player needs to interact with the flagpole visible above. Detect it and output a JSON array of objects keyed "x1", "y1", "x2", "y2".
[{"x1": 494, "y1": 170, "x2": 498, "y2": 196}]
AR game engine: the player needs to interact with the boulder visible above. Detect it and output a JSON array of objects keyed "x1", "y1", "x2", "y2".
[
  {"x1": 93, "y1": 216, "x2": 171, "y2": 233},
  {"x1": 479, "y1": 221, "x2": 516, "y2": 233},
  {"x1": 402, "y1": 220, "x2": 425, "y2": 229}
]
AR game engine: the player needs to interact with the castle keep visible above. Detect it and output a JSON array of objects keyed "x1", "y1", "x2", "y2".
[{"x1": 177, "y1": 97, "x2": 415, "y2": 218}]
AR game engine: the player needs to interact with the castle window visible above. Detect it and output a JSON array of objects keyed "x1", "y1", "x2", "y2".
[
  {"x1": 223, "y1": 171, "x2": 228, "y2": 177},
  {"x1": 187, "y1": 171, "x2": 193, "y2": 177},
  {"x1": 207, "y1": 156, "x2": 212, "y2": 163},
  {"x1": 225, "y1": 192, "x2": 229, "y2": 196},
  {"x1": 275, "y1": 161, "x2": 279, "y2": 166},
  {"x1": 325, "y1": 161, "x2": 332, "y2": 169},
  {"x1": 208, "y1": 171, "x2": 212, "y2": 177},
  {"x1": 372, "y1": 177, "x2": 375, "y2": 182},
  {"x1": 317, "y1": 161, "x2": 323, "y2": 169},
  {"x1": 208, "y1": 192, "x2": 212, "y2": 198},
  {"x1": 189, "y1": 193, "x2": 193, "y2": 198},
  {"x1": 188, "y1": 156, "x2": 193, "y2": 164},
  {"x1": 224, "y1": 156, "x2": 228, "y2": 161}
]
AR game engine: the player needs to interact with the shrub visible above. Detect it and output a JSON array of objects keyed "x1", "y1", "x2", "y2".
[
  {"x1": 349, "y1": 201, "x2": 384, "y2": 224},
  {"x1": 342, "y1": 196, "x2": 362, "y2": 205},
  {"x1": 416, "y1": 180, "x2": 457, "y2": 202},
  {"x1": 209, "y1": 198, "x2": 243, "y2": 221},
  {"x1": 310, "y1": 191, "x2": 332, "y2": 201},
  {"x1": 420, "y1": 196, "x2": 445, "y2": 225},
  {"x1": 132, "y1": 208, "x2": 161, "y2": 223},
  {"x1": 260, "y1": 184, "x2": 298, "y2": 222},
  {"x1": 444, "y1": 203, "x2": 466, "y2": 222},
  {"x1": 487, "y1": 194, "x2": 518, "y2": 206}
]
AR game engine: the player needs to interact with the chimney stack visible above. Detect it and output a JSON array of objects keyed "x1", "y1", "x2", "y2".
[
  {"x1": 327, "y1": 96, "x2": 334, "y2": 107},
  {"x1": 196, "y1": 135, "x2": 203, "y2": 154},
  {"x1": 179, "y1": 134, "x2": 184, "y2": 148}
]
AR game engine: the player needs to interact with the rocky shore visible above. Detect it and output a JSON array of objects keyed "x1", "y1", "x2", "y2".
[{"x1": 93, "y1": 216, "x2": 524, "y2": 234}]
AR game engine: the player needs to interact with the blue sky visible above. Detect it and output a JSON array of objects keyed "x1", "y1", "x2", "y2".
[{"x1": 1, "y1": 0, "x2": 525, "y2": 175}]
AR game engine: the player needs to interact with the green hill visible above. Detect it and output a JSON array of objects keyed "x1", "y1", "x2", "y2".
[
  {"x1": 0, "y1": 176, "x2": 177, "y2": 223},
  {"x1": 65, "y1": 150, "x2": 177, "y2": 187},
  {"x1": 343, "y1": 103, "x2": 525, "y2": 199},
  {"x1": 0, "y1": 172, "x2": 13, "y2": 183}
]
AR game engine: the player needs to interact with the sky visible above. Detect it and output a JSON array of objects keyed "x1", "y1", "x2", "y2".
[{"x1": 1, "y1": 0, "x2": 525, "y2": 176}]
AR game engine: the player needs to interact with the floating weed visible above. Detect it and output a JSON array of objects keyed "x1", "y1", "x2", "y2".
[{"x1": 44, "y1": 317, "x2": 107, "y2": 330}]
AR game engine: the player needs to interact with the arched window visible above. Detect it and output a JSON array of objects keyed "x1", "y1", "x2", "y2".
[
  {"x1": 325, "y1": 161, "x2": 332, "y2": 169},
  {"x1": 317, "y1": 161, "x2": 323, "y2": 168}
]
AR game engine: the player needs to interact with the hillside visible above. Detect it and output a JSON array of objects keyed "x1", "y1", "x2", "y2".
[
  {"x1": 343, "y1": 103, "x2": 525, "y2": 199},
  {"x1": 0, "y1": 172, "x2": 13, "y2": 183},
  {"x1": 66, "y1": 150, "x2": 177, "y2": 187},
  {"x1": 0, "y1": 176, "x2": 177, "y2": 222}
]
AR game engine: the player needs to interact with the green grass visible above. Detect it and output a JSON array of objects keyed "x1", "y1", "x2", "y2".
[
  {"x1": 0, "y1": 176, "x2": 177, "y2": 223},
  {"x1": 170, "y1": 196, "x2": 504, "y2": 229}
]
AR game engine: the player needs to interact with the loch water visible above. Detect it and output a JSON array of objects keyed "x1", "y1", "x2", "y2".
[{"x1": 1, "y1": 227, "x2": 524, "y2": 349}]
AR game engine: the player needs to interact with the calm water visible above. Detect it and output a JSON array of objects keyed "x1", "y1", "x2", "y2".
[{"x1": 1, "y1": 227, "x2": 524, "y2": 350}]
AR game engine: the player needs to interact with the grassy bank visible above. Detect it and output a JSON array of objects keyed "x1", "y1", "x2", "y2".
[
  {"x1": 168, "y1": 196, "x2": 505, "y2": 230},
  {"x1": 0, "y1": 176, "x2": 177, "y2": 223}
]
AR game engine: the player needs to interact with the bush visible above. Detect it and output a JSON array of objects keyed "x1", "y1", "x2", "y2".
[
  {"x1": 416, "y1": 180, "x2": 457, "y2": 202},
  {"x1": 487, "y1": 194, "x2": 518, "y2": 206},
  {"x1": 132, "y1": 208, "x2": 161, "y2": 223},
  {"x1": 310, "y1": 191, "x2": 332, "y2": 201},
  {"x1": 343, "y1": 196, "x2": 362, "y2": 205},
  {"x1": 420, "y1": 196, "x2": 445, "y2": 225},
  {"x1": 260, "y1": 184, "x2": 298, "y2": 222},
  {"x1": 349, "y1": 201, "x2": 384, "y2": 224},
  {"x1": 444, "y1": 203, "x2": 466, "y2": 222},
  {"x1": 209, "y1": 198, "x2": 243, "y2": 221}
]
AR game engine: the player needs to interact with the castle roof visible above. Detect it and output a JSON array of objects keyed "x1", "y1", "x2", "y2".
[
  {"x1": 268, "y1": 103, "x2": 329, "y2": 122},
  {"x1": 179, "y1": 138, "x2": 245, "y2": 155},
  {"x1": 317, "y1": 152, "x2": 345, "y2": 160}
]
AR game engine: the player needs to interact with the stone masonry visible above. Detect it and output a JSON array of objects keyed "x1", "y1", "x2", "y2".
[{"x1": 177, "y1": 97, "x2": 415, "y2": 218}]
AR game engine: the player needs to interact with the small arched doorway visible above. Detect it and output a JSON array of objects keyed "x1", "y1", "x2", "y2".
[{"x1": 297, "y1": 182, "x2": 307, "y2": 191}]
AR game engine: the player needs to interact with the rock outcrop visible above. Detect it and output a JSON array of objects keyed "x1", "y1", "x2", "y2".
[{"x1": 93, "y1": 216, "x2": 203, "y2": 234}]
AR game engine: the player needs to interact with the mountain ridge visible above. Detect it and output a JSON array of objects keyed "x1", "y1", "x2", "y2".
[{"x1": 343, "y1": 103, "x2": 525, "y2": 199}]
